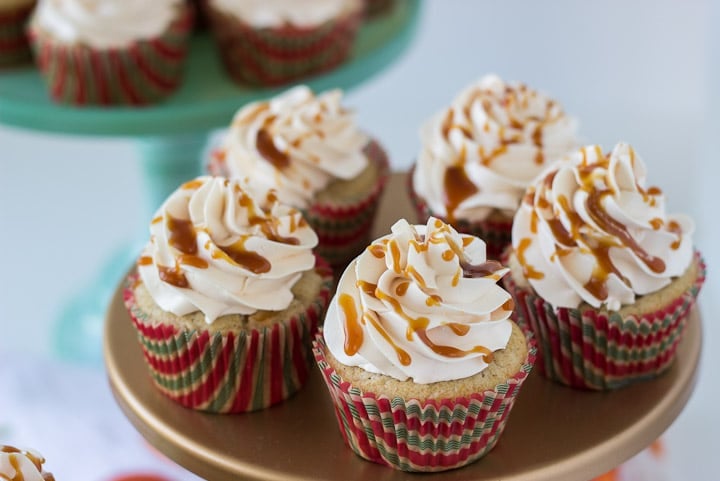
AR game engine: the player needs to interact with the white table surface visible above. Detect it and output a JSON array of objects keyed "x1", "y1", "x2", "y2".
[{"x1": 1, "y1": 1, "x2": 718, "y2": 480}]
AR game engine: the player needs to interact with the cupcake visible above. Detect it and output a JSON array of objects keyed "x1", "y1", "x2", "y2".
[
  {"x1": 27, "y1": 0, "x2": 193, "y2": 105},
  {"x1": 0, "y1": 0, "x2": 35, "y2": 67},
  {"x1": 314, "y1": 217, "x2": 536, "y2": 472},
  {"x1": 504, "y1": 143, "x2": 705, "y2": 390},
  {"x1": 209, "y1": 85, "x2": 389, "y2": 269},
  {"x1": 124, "y1": 176, "x2": 334, "y2": 413},
  {"x1": 410, "y1": 74, "x2": 579, "y2": 260},
  {"x1": 204, "y1": 0, "x2": 362, "y2": 86},
  {"x1": 0, "y1": 445, "x2": 55, "y2": 480}
]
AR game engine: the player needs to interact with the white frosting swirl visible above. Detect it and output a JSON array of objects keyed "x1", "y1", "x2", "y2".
[
  {"x1": 512, "y1": 143, "x2": 695, "y2": 311},
  {"x1": 216, "y1": 85, "x2": 369, "y2": 209},
  {"x1": 32, "y1": 0, "x2": 184, "y2": 48},
  {"x1": 209, "y1": 0, "x2": 360, "y2": 28},
  {"x1": 324, "y1": 217, "x2": 514, "y2": 384},
  {"x1": 413, "y1": 74, "x2": 578, "y2": 222},
  {"x1": 0, "y1": 447, "x2": 51, "y2": 481},
  {"x1": 138, "y1": 176, "x2": 319, "y2": 323}
]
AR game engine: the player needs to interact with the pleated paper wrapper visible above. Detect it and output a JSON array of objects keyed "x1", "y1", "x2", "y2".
[
  {"x1": 312, "y1": 331, "x2": 537, "y2": 472},
  {"x1": 123, "y1": 258, "x2": 333, "y2": 413},
  {"x1": 27, "y1": 4, "x2": 193, "y2": 105},
  {"x1": 503, "y1": 251, "x2": 705, "y2": 390}
]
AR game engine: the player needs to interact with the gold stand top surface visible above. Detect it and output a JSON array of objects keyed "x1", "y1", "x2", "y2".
[{"x1": 104, "y1": 173, "x2": 702, "y2": 481}]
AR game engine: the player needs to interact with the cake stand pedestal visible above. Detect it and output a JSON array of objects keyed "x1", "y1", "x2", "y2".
[
  {"x1": 0, "y1": 0, "x2": 421, "y2": 362},
  {"x1": 104, "y1": 173, "x2": 703, "y2": 481}
]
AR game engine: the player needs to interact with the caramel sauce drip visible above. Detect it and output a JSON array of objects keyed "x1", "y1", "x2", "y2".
[
  {"x1": 585, "y1": 189, "x2": 665, "y2": 273},
  {"x1": 502, "y1": 298, "x2": 515, "y2": 311},
  {"x1": 368, "y1": 244, "x2": 385, "y2": 259},
  {"x1": 517, "y1": 238, "x2": 545, "y2": 280},
  {"x1": 181, "y1": 179, "x2": 204, "y2": 190},
  {"x1": 530, "y1": 211, "x2": 539, "y2": 234},
  {"x1": 532, "y1": 125, "x2": 544, "y2": 165},
  {"x1": 667, "y1": 220, "x2": 683, "y2": 250},
  {"x1": 239, "y1": 192, "x2": 300, "y2": 246},
  {"x1": 405, "y1": 265, "x2": 427, "y2": 288},
  {"x1": 151, "y1": 216, "x2": 162, "y2": 225},
  {"x1": 443, "y1": 165, "x2": 479, "y2": 223},
  {"x1": 409, "y1": 239, "x2": 429, "y2": 253},
  {"x1": 462, "y1": 237, "x2": 474, "y2": 247},
  {"x1": 395, "y1": 281, "x2": 409, "y2": 296},
  {"x1": 357, "y1": 280, "x2": 378, "y2": 297},
  {"x1": 426, "y1": 294, "x2": 443, "y2": 307},
  {"x1": 415, "y1": 329, "x2": 493, "y2": 363},
  {"x1": 339, "y1": 293, "x2": 364, "y2": 357},
  {"x1": 158, "y1": 265, "x2": 189, "y2": 288},
  {"x1": 461, "y1": 260, "x2": 503, "y2": 278},
  {"x1": 452, "y1": 269, "x2": 461, "y2": 287},
  {"x1": 388, "y1": 239, "x2": 402, "y2": 273},
  {"x1": 1, "y1": 447, "x2": 48, "y2": 478},
  {"x1": 218, "y1": 237, "x2": 271, "y2": 274},
  {"x1": 138, "y1": 256, "x2": 153, "y2": 266},
  {"x1": 448, "y1": 323, "x2": 470, "y2": 336},
  {"x1": 365, "y1": 310, "x2": 412, "y2": 366},
  {"x1": 650, "y1": 218, "x2": 664, "y2": 230},
  {"x1": 582, "y1": 244, "x2": 624, "y2": 301},
  {"x1": 167, "y1": 215, "x2": 197, "y2": 255},
  {"x1": 442, "y1": 249, "x2": 455, "y2": 261},
  {"x1": 178, "y1": 254, "x2": 209, "y2": 269},
  {"x1": 478, "y1": 144, "x2": 508, "y2": 167},
  {"x1": 647, "y1": 186, "x2": 662, "y2": 196},
  {"x1": 256, "y1": 128, "x2": 290, "y2": 170}
]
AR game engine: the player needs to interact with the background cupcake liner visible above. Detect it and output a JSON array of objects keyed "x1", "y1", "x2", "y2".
[
  {"x1": 123, "y1": 257, "x2": 333, "y2": 413},
  {"x1": 503, "y1": 251, "x2": 706, "y2": 390},
  {"x1": 205, "y1": 5, "x2": 362, "y2": 86},
  {"x1": 28, "y1": 4, "x2": 193, "y2": 105},
  {"x1": 406, "y1": 167, "x2": 512, "y2": 261},
  {"x1": 0, "y1": 2, "x2": 35, "y2": 67},
  {"x1": 306, "y1": 140, "x2": 390, "y2": 270},
  {"x1": 312, "y1": 330, "x2": 537, "y2": 472}
]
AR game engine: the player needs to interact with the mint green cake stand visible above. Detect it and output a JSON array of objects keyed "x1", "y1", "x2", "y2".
[{"x1": 0, "y1": 0, "x2": 420, "y2": 362}]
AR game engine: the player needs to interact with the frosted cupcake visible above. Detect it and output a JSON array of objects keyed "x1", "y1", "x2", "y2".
[
  {"x1": 0, "y1": 446, "x2": 55, "y2": 480},
  {"x1": 504, "y1": 143, "x2": 705, "y2": 390},
  {"x1": 410, "y1": 74, "x2": 579, "y2": 259},
  {"x1": 28, "y1": 0, "x2": 193, "y2": 105},
  {"x1": 204, "y1": 0, "x2": 362, "y2": 86},
  {"x1": 0, "y1": 0, "x2": 36, "y2": 67},
  {"x1": 124, "y1": 176, "x2": 334, "y2": 413},
  {"x1": 314, "y1": 217, "x2": 536, "y2": 472},
  {"x1": 209, "y1": 85, "x2": 389, "y2": 269}
]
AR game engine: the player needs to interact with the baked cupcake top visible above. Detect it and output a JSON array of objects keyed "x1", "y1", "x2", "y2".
[
  {"x1": 324, "y1": 217, "x2": 515, "y2": 384},
  {"x1": 215, "y1": 85, "x2": 369, "y2": 208},
  {"x1": 0, "y1": 446, "x2": 54, "y2": 481},
  {"x1": 138, "y1": 176, "x2": 319, "y2": 323},
  {"x1": 209, "y1": 0, "x2": 361, "y2": 28},
  {"x1": 32, "y1": 0, "x2": 184, "y2": 48},
  {"x1": 412, "y1": 74, "x2": 578, "y2": 223},
  {"x1": 512, "y1": 142, "x2": 695, "y2": 311}
]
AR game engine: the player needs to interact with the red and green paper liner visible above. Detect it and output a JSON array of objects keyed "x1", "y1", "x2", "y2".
[
  {"x1": 312, "y1": 331, "x2": 537, "y2": 472},
  {"x1": 0, "y1": 2, "x2": 35, "y2": 68},
  {"x1": 209, "y1": 140, "x2": 390, "y2": 270},
  {"x1": 27, "y1": 4, "x2": 193, "y2": 105},
  {"x1": 502, "y1": 251, "x2": 706, "y2": 390},
  {"x1": 205, "y1": 5, "x2": 362, "y2": 86},
  {"x1": 123, "y1": 257, "x2": 333, "y2": 413},
  {"x1": 407, "y1": 167, "x2": 513, "y2": 261}
]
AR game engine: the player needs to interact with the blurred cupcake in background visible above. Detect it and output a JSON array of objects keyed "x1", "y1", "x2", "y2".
[
  {"x1": 0, "y1": 0, "x2": 35, "y2": 67},
  {"x1": 314, "y1": 217, "x2": 536, "y2": 472},
  {"x1": 409, "y1": 74, "x2": 579, "y2": 259},
  {"x1": 124, "y1": 176, "x2": 334, "y2": 413},
  {"x1": 504, "y1": 142, "x2": 705, "y2": 389},
  {"x1": 28, "y1": 0, "x2": 193, "y2": 105},
  {"x1": 204, "y1": 0, "x2": 362, "y2": 86},
  {"x1": 0, "y1": 445, "x2": 55, "y2": 480},
  {"x1": 209, "y1": 85, "x2": 389, "y2": 269}
]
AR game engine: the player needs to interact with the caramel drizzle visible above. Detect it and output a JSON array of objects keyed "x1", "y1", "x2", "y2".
[
  {"x1": 256, "y1": 126, "x2": 290, "y2": 170},
  {"x1": 461, "y1": 260, "x2": 504, "y2": 278},
  {"x1": 215, "y1": 236, "x2": 271, "y2": 274},
  {"x1": 1, "y1": 446, "x2": 48, "y2": 478},
  {"x1": 138, "y1": 256, "x2": 153, "y2": 266},
  {"x1": 517, "y1": 238, "x2": 545, "y2": 280},
  {"x1": 159, "y1": 215, "x2": 201, "y2": 288},
  {"x1": 667, "y1": 220, "x2": 682, "y2": 250},
  {"x1": 339, "y1": 293, "x2": 364, "y2": 356},
  {"x1": 443, "y1": 164, "x2": 478, "y2": 223},
  {"x1": 365, "y1": 310, "x2": 412, "y2": 366},
  {"x1": 181, "y1": 179, "x2": 204, "y2": 190},
  {"x1": 238, "y1": 193, "x2": 300, "y2": 246}
]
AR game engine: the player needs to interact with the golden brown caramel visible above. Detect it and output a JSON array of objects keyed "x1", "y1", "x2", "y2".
[
  {"x1": 395, "y1": 281, "x2": 409, "y2": 296},
  {"x1": 158, "y1": 265, "x2": 189, "y2": 288},
  {"x1": 167, "y1": 215, "x2": 197, "y2": 255},
  {"x1": 517, "y1": 238, "x2": 545, "y2": 280},
  {"x1": 218, "y1": 238, "x2": 271, "y2": 274},
  {"x1": 443, "y1": 164, "x2": 479, "y2": 223},
  {"x1": 667, "y1": 220, "x2": 683, "y2": 250},
  {"x1": 181, "y1": 179, "x2": 204, "y2": 190},
  {"x1": 448, "y1": 323, "x2": 470, "y2": 336},
  {"x1": 364, "y1": 311, "x2": 412, "y2": 366},
  {"x1": 138, "y1": 256, "x2": 153, "y2": 266},
  {"x1": 256, "y1": 127, "x2": 290, "y2": 170},
  {"x1": 461, "y1": 260, "x2": 504, "y2": 278},
  {"x1": 339, "y1": 293, "x2": 363, "y2": 357},
  {"x1": 441, "y1": 249, "x2": 455, "y2": 261},
  {"x1": 368, "y1": 244, "x2": 385, "y2": 259}
]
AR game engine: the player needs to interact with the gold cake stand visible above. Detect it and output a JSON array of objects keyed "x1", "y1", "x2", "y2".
[{"x1": 104, "y1": 173, "x2": 702, "y2": 481}]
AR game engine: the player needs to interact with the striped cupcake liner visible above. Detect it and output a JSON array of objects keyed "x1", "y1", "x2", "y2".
[
  {"x1": 206, "y1": 5, "x2": 362, "y2": 86},
  {"x1": 312, "y1": 330, "x2": 537, "y2": 472},
  {"x1": 0, "y1": 2, "x2": 35, "y2": 68},
  {"x1": 407, "y1": 167, "x2": 512, "y2": 261},
  {"x1": 503, "y1": 251, "x2": 706, "y2": 390},
  {"x1": 124, "y1": 257, "x2": 334, "y2": 413},
  {"x1": 27, "y1": 4, "x2": 193, "y2": 105}
]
